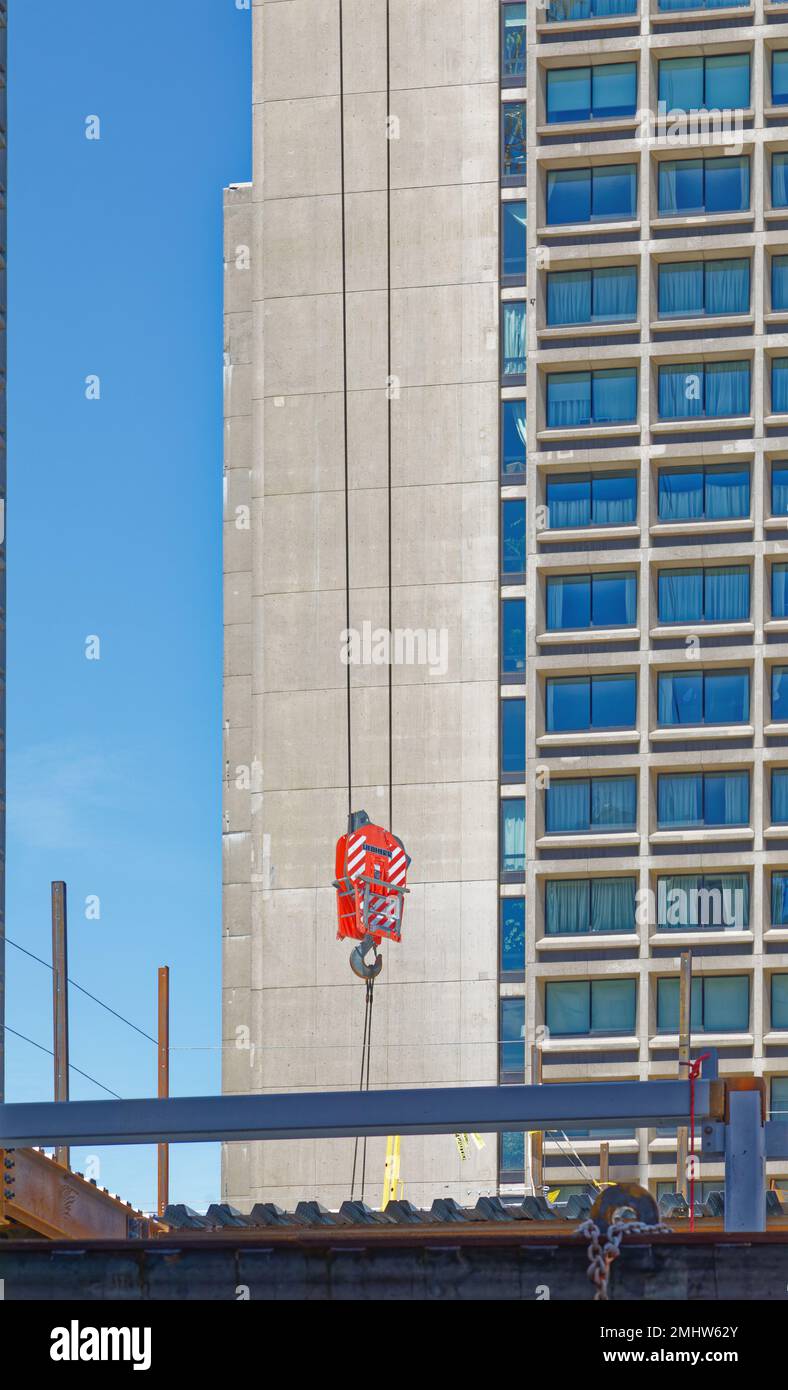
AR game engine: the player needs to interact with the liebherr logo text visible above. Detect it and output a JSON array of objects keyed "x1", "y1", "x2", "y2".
[{"x1": 50, "y1": 1320, "x2": 151, "y2": 1371}]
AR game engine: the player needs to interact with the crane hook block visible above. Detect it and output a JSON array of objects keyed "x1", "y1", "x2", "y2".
[
  {"x1": 334, "y1": 812, "x2": 411, "y2": 953},
  {"x1": 349, "y1": 933, "x2": 384, "y2": 980}
]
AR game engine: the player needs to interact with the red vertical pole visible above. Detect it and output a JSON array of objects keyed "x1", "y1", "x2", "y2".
[
  {"x1": 51, "y1": 882, "x2": 69, "y2": 1169},
  {"x1": 157, "y1": 966, "x2": 170, "y2": 1217}
]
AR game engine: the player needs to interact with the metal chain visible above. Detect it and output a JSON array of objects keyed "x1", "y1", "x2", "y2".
[{"x1": 577, "y1": 1218, "x2": 672, "y2": 1301}]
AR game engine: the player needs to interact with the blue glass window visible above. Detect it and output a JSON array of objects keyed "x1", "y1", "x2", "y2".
[
  {"x1": 549, "y1": 0, "x2": 637, "y2": 18},
  {"x1": 657, "y1": 976, "x2": 749, "y2": 1033},
  {"x1": 547, "y1": 265, "x2": 637, "y2": 326},
  {"x1": 772, "y1": 668, "x2": 788, "y2": 722},
  {"x1": 657, "y1": 566, "x2": 749, "y2": 624},
  {"x1": 771, "y1": 1076, "x2": 788, "y2": 1120},
  {"x1": 502, "y1": 301, "x2": 527, "y2": 378},
  {"x1": 501, "y1": 400, "x2": 526, "y2": 477},
  {"x1": 501, "y1": 997, "x2": 525, "y2": 1078},
  {"x1": 546, "y1": 978, "x2": 636, "y2": 1036},
  {"x1": 501, "y1": 3, "x2": 526, "y2": 81},
  {"x1": 546, "y1": 472, "x2": 636, "y2": 529},
  {"x1": 546, "y1": 368, "x2": 637, "y2": 427},
  {"x1": 658, "y1": 156, "x2": 750, "y2": 217},
  {"x1": 657, "y1": 669, "x2": 749, "y2": 726},
  {"x1": 501, "y1": 697, "x2": 526, "y2": 776},
  {"x1": 500, "y1": 1131, "x2": 524, "y2": 1174},
  {"x1": 773, "y1": 358, "x2": 788, "y2": 414},
  {"x1": 546, "y1": 673, "x2": 636, "y2": 732},
  {"x1": 772, "y1": 257, "x2": 788, "y2": 313},
  {"x1": 658, "y1": 0, "x2": 742, "y2": 8},
  {"x1": 502, "y1": 499, "x2": 526, "y2": 576},
  {"x1": 773, "y1": 977, "x2": 788, "y2": 1031},
  {"x1": 772, "y1": 564, "x2": 788, "y2": 618},
  {"x1": 502, "y1": 102, "x2": 526, "y2": 182},
  {"x1": 658, "y1": 259, "x2": 749, "y2": 318},
  {"x1": 501, "y1": 798, "x2": 525, "y2": 873},
  {"x1": 546, "y1": 877, "x2": 636, "y2": 935},
  {"x1": 545, "y1": 775, "x2": 637, "y2": 833},
  {"x1": 658, "y1": 54, "x2": 750, "y2": 112},
  {"x1": 658, "y1": 465, "x2": 750, "y2": 522},
  {"x1": 657, "y1": 873, "x2": 749, "y2": 931},
  {"x1": 657, "y1": 361, "x2": 750, "y2": 420},
  {"x1": 501, "y1": 897, "x2": 525, "y2": 973},
  {"x1": 502, "y1": 201, "x2": 526, "y2": 281},
  {"x1": 772, "y1": 463, "x2": 788, "y2": 516},
  {"x1": 773, "y1": 153, "x2": 788, "y2": 208},
  {"x1": 772, "y1": 769, "x2": 788, "y2": 825},
  {"x1": 774, "y1": 52, "x2": 788, "y2": 107},
  {"x1": 767, "y1": 872, "x2": 787, "y2": 925},
  {"x1": 502, "y1": 598, "x2": 526, "y2": 674},
  {"x1": 546, "y1": 571, "x2": 637, "y2": 630},
  {"x1": 546, "y1": 164, "x2": 637, "y2": 225},
  {"x1": 657, "y1": 771, "x2": 749, "y2": 829},
  {"x1": 547, "y1": 63, "x2": 637, "y2": 123}
]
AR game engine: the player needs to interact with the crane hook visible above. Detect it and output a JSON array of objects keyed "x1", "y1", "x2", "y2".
[{"x1": 349, "y1": 932, "x2": 383, "y2": 980}]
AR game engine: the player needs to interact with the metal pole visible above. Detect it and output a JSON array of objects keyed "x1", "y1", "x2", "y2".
[
  {"x1": 676, "y1": 950, "x2": 692, "y2": 1200},
  {"x1": 157, "y1": 966, "x2": 170, "y2": 1217},
  {"x1": 599, "y1": 1141, "x2": 609, "y2": 1187},
  {"x1": 530, "y1": 1044, "x2": 543, "y2": 1194},
  {"x1": 0, "y1": 4, "x2": 7, "y2": 1109},
  {"x1": 51, "y1": 882, "x2": 69, "y2": 1169}
]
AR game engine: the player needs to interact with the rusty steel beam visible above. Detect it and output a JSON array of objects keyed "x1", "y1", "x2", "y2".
[
  {"x1": 51, "y1": 882, "x2": 70, "y2": 1169},
  {"x1": 157, "y1": 966, "x2": 170, "y2": 1218},
  {"x1": 0, "y1": 1147, "x2": 162, "y2": 1241}
]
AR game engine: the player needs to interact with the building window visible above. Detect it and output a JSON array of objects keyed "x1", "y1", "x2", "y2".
[
  {"x1": 502, "y1": 598, "x2": 526, "y2": 674},
  {"x1": 549, "y1": 0, "x2": 637, "y2": 18},
  {"x1": 774, "y1": 976, "x2": 788, "y2": 1030},
  {"x1": 656, "y1": 873, "x2": 750, "y2": 931},
  {"x1": 545, "y1": 775, "x2": 637, "y2": 834},
  {"x1": 546, "y1": 63, "x2": 637, "y2": 124},
  {"x1": 773, "y1": 154, "x2": 788, "y2": 209},
  {"x1": 656, "y1": 771, "x2": 750, "y2": 830},
  {"x1": 657, "y1": 361, "x2": 750, "y2": 421},
  {"x1": 546, "y1": 571, "x2": 637, "y2": 630},
  {"x1": 545, "y1": 978, "x2": 636, "y2": 1036},
  {"x1": 501, "y1": 2, "x2": 526, "y2": 82},
  {"x1": 657, "y1": 669, "x2": 749, "y2": 726},
  {"x1": 773, "y1": 257, "x2": 788, "y2": 313},
  {"x1": 658, "y1": 156, "x2": 750, "y2": 217},
  {"x1": 546, "y1": 368, "x2": 638, "y2": 427},
  {"x1": 546, "y1": 472, "x2": 637, "y2": 529},
  {"x1": 773, "y1": 874, "x2": 788, "y2": 926},
  {"x1": 772, "y1": 463, "x2": 788, "y2": 516},
  {"x1": 500, "y1": 1130, "x2": 525, "y2": 1176},
  {"x1": 502, "y1": 697, "x2": 526, "y2": 777},
  {"x1": 773, "y1": 358, "x2": 788, "y2": 414},
  {"x1": 547, "y1": 266, "x2": 637, "y2": 327},
  {"x1": 500, "y1": 997, "x2": 526, "y2": 1080},
  {"x1": 502, "y1": 499, "x2": 526, "y2": 578},
  {"x1": 501, "y1": 798, "x2": 526, "y2": 873},
  {"x1": 657, "y1": 464, "x2": 749, "y2": 522},
  {"x1": 546, "y1": 164, "x2": 637, "y2": 226},
  {"x1": 501, "y1": 897, "x2": 526, "y2": 973},
  {"x1": 546, "y1": 673, "x2": 636, "y2": 732},
  {"x1": 501, "y1": 400, "x2": 526, "y2": 478},
  {"x1": 774, "y1": 52, "x2": 788, "y2": 107},
  {"x1": 502, "y1": 301, "x2": 527, "y2": 379},
  {"x1": 502, "y1": 201, "x2": 526, "y2": 282},
  {"x1": 502, "y1": 102, "x2": 526, "y2": 183},
  {"x1": 772, "y1": 769, "x2": 788, "y2": 824},
  {"x1": 658, "y1": 259, "x2": 749, "y2": 319},
  {"x1": 658, "y1": 54, "x2": 750, "y2": 113},
  {"x1": 771, "y1": 1077, "x2": 788, "y2": 1119},
  {"x1": 657, "y1": 565, "x2": 749, "y2": 625},
  {"x1": 545, "y1": 877, "x2": 636, "y2": 935},
  {"x1": 772, "y1": 564, "x2": 788, "y2": 619},
  {"x1": 772, "y1": 668, "x2": 788, "y2": 722},
  {"x1": 657, "y1": 975, "x2": 749, "y2": 1033}
]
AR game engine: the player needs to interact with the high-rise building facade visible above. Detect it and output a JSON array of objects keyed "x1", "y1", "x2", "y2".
[{"x1": 223, "y1": 0, "x2": 788, "y2": 1210}]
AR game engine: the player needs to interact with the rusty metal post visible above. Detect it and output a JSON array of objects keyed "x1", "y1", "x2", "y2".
[
  {"x1": 530, "y1": 1044, "x2": 543, "y2": 1193},
  {"x1": 51, "y1": 882, "x2": 69, "y2": 1169},
  {"x1": 676, "y1": 950, "x2": 692, "y2": 1200},
  {"x1": 157, "y1": 966, "x2": 170, "y2": 1217},
  {"x1": 599, "y1": 1141, "x2": 609, "y2": 1186}
]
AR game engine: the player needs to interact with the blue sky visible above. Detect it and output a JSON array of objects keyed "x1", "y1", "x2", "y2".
[{"x1": 7, "y1": 0, "x2": 251, "y2": 1211}]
